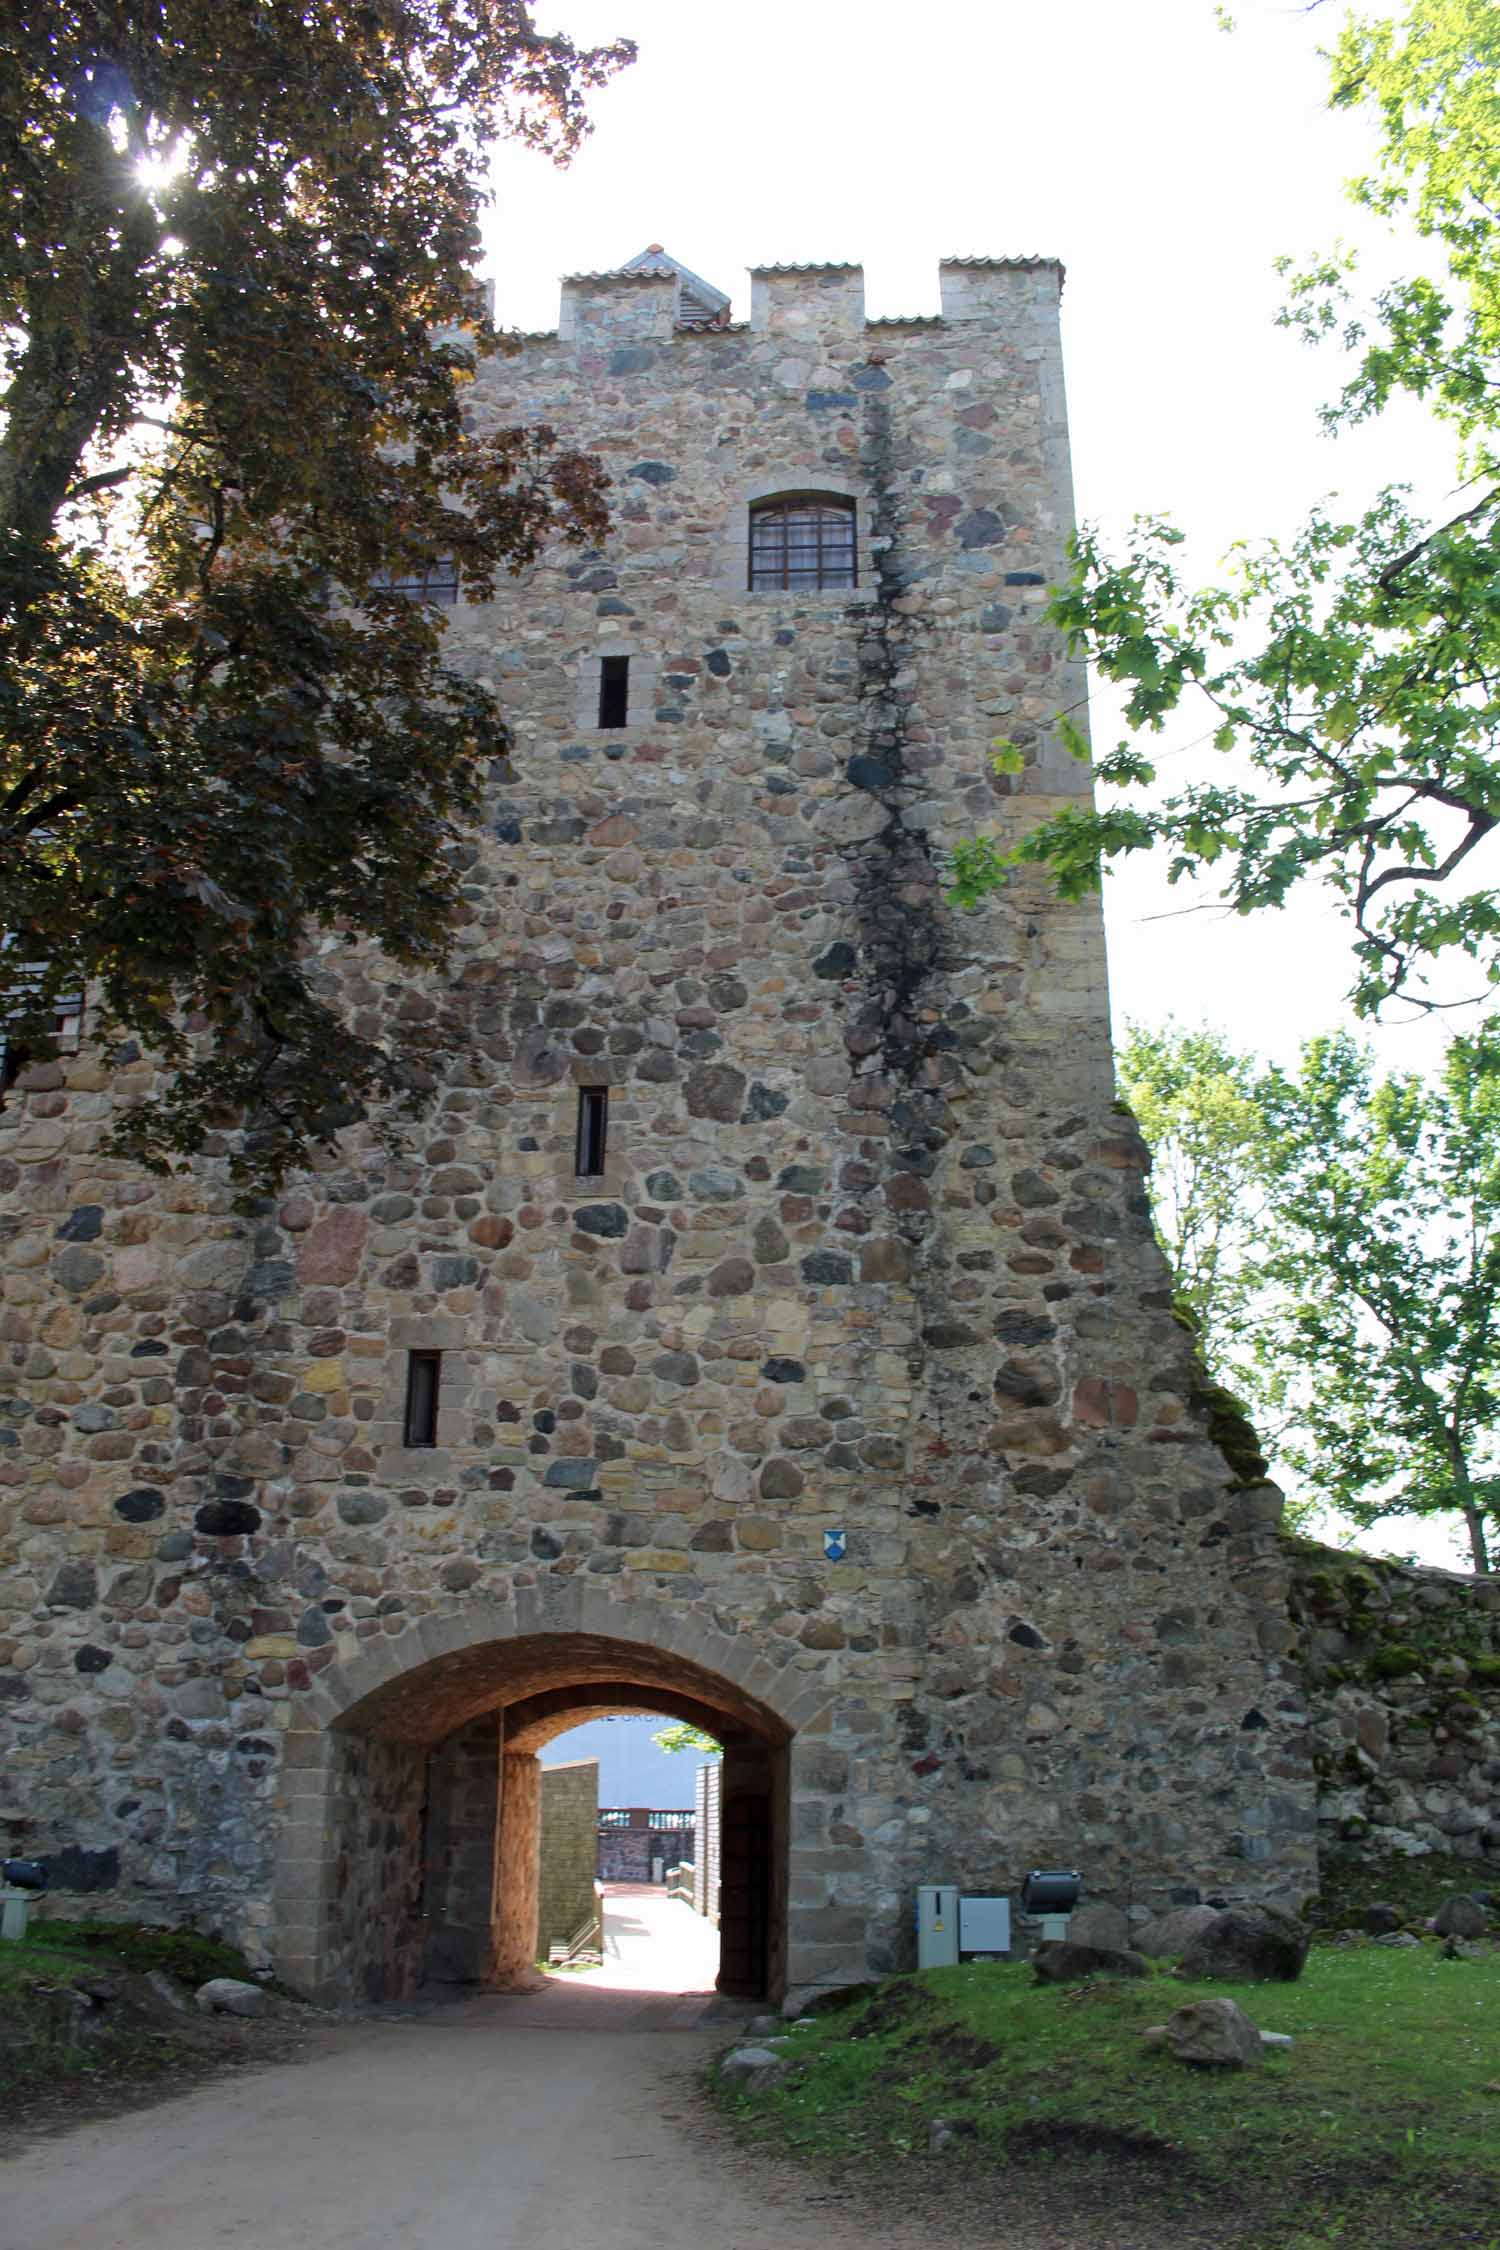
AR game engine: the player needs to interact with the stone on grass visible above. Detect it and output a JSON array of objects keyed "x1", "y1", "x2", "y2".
[
  {"x1": 1362, "y1": 1903, "x2": 1404, "y2": 1935},
  {"x1": 1135, "y1": 1904, "x2": 1221, "y2": 1959},
  {"x1": 1156, "y1": 1997, "x2": 1264, "y2": 2069},
  {"x1": 929, "y1": 2117, "x2": 978, "y2": 2153},
  {"x1": 146, "y1": 1970, "x2": 190, "y2": 2014},
  {"x1": 1032, "y1": 1940, "x2": 1148, "y2": 1983},
  {"x1": 194, "y1": 1976, "x2": 267, "y2": 2018},
  {"x1": 719, "y1": 2043, "x2": 790, "y2": 2093},
  {"x1": 1179, "y1": 1905, "x2": 1309, "y2": 1983},
  {"x1": 1432, "y1": 1895, "x2": 1488, "y2": 1939},
  {"x1": 1065, "y1": 1903, "x2": 1130, "y2": 1951}
]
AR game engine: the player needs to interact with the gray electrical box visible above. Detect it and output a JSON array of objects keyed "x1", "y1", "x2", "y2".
[
  {"x1": 916, "y1": 1883, "x2": 960, "y2": 1968},
  {"x1": 958, "y1": 1893, "x2": 1011, "y2": 1957}
]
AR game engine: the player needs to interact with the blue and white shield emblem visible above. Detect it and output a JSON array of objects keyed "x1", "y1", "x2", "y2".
[{"x1": 823, "y1": 1528, "x2": 847, "y2": 1561}]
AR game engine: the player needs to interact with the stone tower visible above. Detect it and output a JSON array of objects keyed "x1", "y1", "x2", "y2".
[{"x1": 0, "y1": 249, "x2": 1315, "y2": 2005}]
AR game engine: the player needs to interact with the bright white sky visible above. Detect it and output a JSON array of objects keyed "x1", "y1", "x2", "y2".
[{"x1": 479, "y1": 0, "x2": 1482, "y2": 1568}]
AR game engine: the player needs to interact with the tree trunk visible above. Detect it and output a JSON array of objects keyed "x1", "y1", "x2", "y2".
[{"x1": 1462, "y1": 1500, "x2": 1491, "y2": 1576}]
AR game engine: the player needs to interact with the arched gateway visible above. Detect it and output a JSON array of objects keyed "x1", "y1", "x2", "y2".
[
  {"x1": 0, "y1": 251, "x2": 1316, "y2": 2006},
  {"x1": 275, "y1": 1586, "x2": 819, "y2": 2004}
]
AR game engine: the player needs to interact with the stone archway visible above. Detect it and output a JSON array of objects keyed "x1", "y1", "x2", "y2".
[{"x1": 271, "y1": 1588, "x2": 825, "y2": 2007}]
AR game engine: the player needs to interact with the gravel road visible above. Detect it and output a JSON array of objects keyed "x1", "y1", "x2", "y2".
[{"x1": 0, "y1": 1973, "x2": 906, "y2": 2250}]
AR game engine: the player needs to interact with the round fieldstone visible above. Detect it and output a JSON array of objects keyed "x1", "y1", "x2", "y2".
[
  {"x1": 53, "y1": 1247, "x2": 106, "y2": 1293},
  {"x1": 47, "y1": 1561, "x2": 96, "y2": 1609},
  {"x1": 55, "y1": 1206, "x2": 104, "y2": 1243},
  {"x1": 687, "y1": 1167, "x2": 741, "y2": 1202},
  {"x1": 652, "y1": 1352, "x2": 699, "y2": 1387},
  {"x1": 685, "y1": 1064, "x2": 746, "y2": 1122},
  {"x1": 573, "y1": 1204, "x2": 629, "y2": 1238},
  {"x1": 194, "y1": 1499, "x2": 263, "y2": 1538},
  {"x1": 114, "y1": 1487, "x2": 166, "y2": 1523},
  {"x1": 759, "y1": 1459, "x2": 804, "y2": 1499},
  {"x1": 337, "y1": 1490, "x2": 387, "y2": 1525}
]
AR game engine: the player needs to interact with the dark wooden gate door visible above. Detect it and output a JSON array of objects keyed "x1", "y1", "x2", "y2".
[{"x1": 716, "y1": 1789, "x2": 770, "y2": 1997}]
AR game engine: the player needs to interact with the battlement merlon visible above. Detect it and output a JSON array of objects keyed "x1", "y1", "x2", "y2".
[
  {"x1": 544, "y1": 257, "x2": 1064, "y2": 347},
  {"x1": 938, "y1": 256, "x2": 1064, "y2": 322},
  {"x1": 558, "y1": 267, "x2": 677, "y2": 346},
  {"x1": 748, "y1": 262, "x2": 865, "y2": 338}
]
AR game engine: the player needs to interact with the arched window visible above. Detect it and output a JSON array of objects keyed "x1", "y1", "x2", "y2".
[
  {"x1": 749, "y1": 495, "x2": 857, "y2": 591},
  {"x1": 371, "y1": 557, "x2": 459, "y2": 606}
]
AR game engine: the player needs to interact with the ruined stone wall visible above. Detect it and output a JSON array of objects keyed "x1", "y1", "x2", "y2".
[
  {"x1": 0, "y1": 256, "x2": 1315, "y2": 1997},
  {"x1": 1291, "y1": 1544, "x2": 1500, "y2": 1864},
  {"x1": 538, "y1": 1757, "x2": 599, "y2": 1953},
  {"x1": 596, "y1": 1811, "x2": 695, "y2": 1882}
]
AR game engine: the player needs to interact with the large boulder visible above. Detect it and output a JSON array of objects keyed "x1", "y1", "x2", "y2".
[
  {"x1": 1032, "y1": 1940, "x2": 1148, "y2": 1984},
  {"x1": 1180, "y1": 1905, "x2": 1309, "y2": 1983},
  {"x1": 719, "y1": 2043, "x2": 790, "y2": 2094},
  {"x1": 1065, "y1": 1903, "x2": 1131, "y2": 1951},
  {"x1": 1159, "y1": 1997, "x2": 1264, "y2": 2068},
  {"x1": 1362, "y1": 1903, "x2": 1404, "y2": 1936},
  {"x1": 194, "y1": 1976, "x2": 267, "y2": 2018},
  {"x1": 1136, "y1": 1904, "x2": 1220, "y2": 1959},
  {"x1": 1432, "y1": 1895, "x2": 1489, "y2": 1939}
]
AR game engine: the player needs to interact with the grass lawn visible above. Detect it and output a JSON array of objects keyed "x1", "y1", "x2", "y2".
[{"x1": 721, "y1": 1944, "x2": 1500, "y2": 2249}]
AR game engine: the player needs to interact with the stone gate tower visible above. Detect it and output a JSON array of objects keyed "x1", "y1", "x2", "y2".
[{"x1": 0, "y1": 248, "x2": 1315, "y2": 2005}]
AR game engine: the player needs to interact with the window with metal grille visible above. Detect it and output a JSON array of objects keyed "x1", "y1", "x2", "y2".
[
  {"x1": 597, "y1": 655, "x2": 630, "y2": 728},
  {"x1": 749, "y1": 496, "x2": 857, "y2": 591},
  {"x1": 0, "y1": 992, "x2": 82, "y2": 1103},
  {"x1": 372, "y1": 558, "x2": 460, "y2": 606},
  {"x1": 403, "y1": 1350, "x2": 441, "y2": 1447}
]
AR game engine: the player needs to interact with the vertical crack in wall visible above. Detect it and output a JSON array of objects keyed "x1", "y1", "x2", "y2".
[
  {"x1": 840, "y1": 396, "x2": 978, "y2": 1542},
  {"x1": 844, "y1": 396, "x2": 957, "y2": 1100}
]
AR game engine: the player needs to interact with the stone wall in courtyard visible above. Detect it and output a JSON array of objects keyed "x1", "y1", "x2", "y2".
[
  {"x1": 1290, "y1": 1544, "x2": 1500, "y2": 1865},
  {"x1": 0, "y1": 254, "x2": 1316, "y2": 1998},
  {"x1": 538, "y1": 1758, "x2": 599, "y2": 1956}
]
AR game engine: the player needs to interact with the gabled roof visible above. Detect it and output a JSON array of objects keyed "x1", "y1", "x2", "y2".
[{"x1": 618, "y1": 244, "x2": 732, "y2": 329}]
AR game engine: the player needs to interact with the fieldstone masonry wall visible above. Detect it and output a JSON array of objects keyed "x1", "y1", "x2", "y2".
[
  {"x1": 0, "y1": 252, "x2": 1318, "y2": 2004},
  {"x1": 1290, "y1": 1545, "x2": 1500, "y2": 1864}
]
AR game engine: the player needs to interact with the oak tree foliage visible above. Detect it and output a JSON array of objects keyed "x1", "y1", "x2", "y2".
[
  {"x1": 954, "y1": 0, "x2": 1500, "y2": 1017},
  {"x1": 651, "y1": 1722, "x2": 721, "y2": 1757},
  {"x1": 1, "y1": 2, "x2": 631, "y2": 1193},
  {"x1": 1251, "y1": 1025, "x2": 1500, "y2": 1576},
  {"x1": 1122, "y1": 1018, "x2": 1500, "y2": 1574},
  {"x1": 1115, "y1": 1022, "x2": 1273, "y2": 1384}
]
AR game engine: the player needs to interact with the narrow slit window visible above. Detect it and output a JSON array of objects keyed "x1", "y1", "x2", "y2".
[
  {"x1": 597, "y1": 655, "x2": 630, "y2": 729},
  {"x1": 404, "y1": 1350, "x2": 441, "y2": 1448},
  {"x1": 576, "y1": 1086, "x2": 609, "y2": 1177}
]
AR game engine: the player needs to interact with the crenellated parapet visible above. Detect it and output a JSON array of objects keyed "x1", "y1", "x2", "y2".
[{"x1": 542, "y1": 251, "x2": 1063, "y2": 351}]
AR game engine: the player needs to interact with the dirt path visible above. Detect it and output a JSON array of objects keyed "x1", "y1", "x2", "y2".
[
  {"x1": 0, "y1": 1976, "x2": 895, "y2": 2250},
  {"x1": 0, "y1": 1899, "x2": 1219, "y2": 2250}
]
